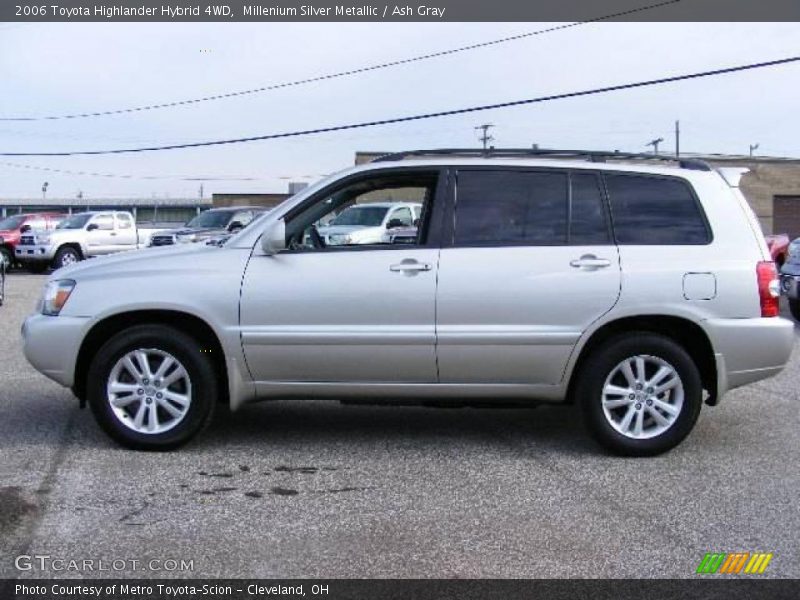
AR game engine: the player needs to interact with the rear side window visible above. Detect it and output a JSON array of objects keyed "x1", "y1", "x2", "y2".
[
  {"x1": 605, "y1": 174, "x2": 711, "y2": 245},
  {"x1": 454, "y1": 171, "x2": 568, "y2": 245}
]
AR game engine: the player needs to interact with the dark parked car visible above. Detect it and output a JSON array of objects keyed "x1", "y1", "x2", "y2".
[{"x1": 148, "y1": 207, "x2": 267, "y2": 247}]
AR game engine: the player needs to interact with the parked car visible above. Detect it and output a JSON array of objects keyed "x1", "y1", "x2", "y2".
[
  {"x1": 779, "y1": 237, "x2": 800, "y2": 319},
  {"x1": 148, "y1": 207, "x2": 267, "y2": 247},
  {"x1": 765, "y1": 233, "x2": 790, "y2": 268},
  {"x1": 316, "y1": 202, "x2": 421, "y2": 245},
  {"x1": 15, "y1": 211, "x2": 166, "y2": 272},
  {"x1": 0, "y1": 212, "x2": 64, "y2": 269},
  {"x1": 21, "y1": 149, "x2": 794, "y2": 456},
  {"x1": 388, "y1": 225, "x2": 419, "y2": 244}
]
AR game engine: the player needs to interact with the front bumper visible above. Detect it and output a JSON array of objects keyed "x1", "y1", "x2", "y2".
[
  {"x1": 15, "y1": 244, "x2": 56, "y2": 263},
  {"x1": 705, "y1": 316, "x2": 795, "y2": 395},
  {"x1": 22, "y1": 313, "x2": 90, "y2": 387}
]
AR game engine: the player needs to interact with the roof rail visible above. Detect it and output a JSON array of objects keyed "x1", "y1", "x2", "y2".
[{"x1": 372, "y1": 148, "x2": 712, "y2": 171}]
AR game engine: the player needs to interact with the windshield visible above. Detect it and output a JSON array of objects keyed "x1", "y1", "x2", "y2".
[
  {"x1": 186, "y1": 211, "x2": 233, "y2": 229},
  {"x1": 0, "y1": 215, "x2": 25, "y2": 230},
  {"x1": 56, "y1": 214, "x2": 92, "y2": 229},
  {"x1": 332, "y1": 206, "x2": 389, "y2": 227}
]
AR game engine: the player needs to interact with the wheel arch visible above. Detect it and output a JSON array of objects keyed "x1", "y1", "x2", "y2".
[
  {"x1": 55, "y1": 243, "x2": 84, "y2": 261},
  {"x1": 73, "y1": 309, "x2": 228, "y2": 407},
  {"x1": 567, "y1": 315, "x2": 717, "y2": 405}
]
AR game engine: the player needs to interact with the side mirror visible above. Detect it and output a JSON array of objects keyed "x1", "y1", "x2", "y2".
[
  {"x1": 86, "y1": 223, "x2": 99, "y2": 231},
  {"x1": 386, "y1": 218, "x2": 404, "y2": 230},
  {"x1": 20, "y1": 224, "x2": 31, "y2": 233},
  {"x1": 227, "y1": 221, "x2": 243, "y2": 232},
  {"x1": 260, "y1": 220, "x2": 286, "y2": 256}
]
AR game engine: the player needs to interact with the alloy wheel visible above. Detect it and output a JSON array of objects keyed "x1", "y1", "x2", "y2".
[
  {"x1": 601, "y1": 354, "x2": 684, "y2": 440},
  {"x1": 106, "y1": 348, "x2": 192, "y2": 434}
]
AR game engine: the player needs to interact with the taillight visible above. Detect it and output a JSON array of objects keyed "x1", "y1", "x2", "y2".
[{"x1": 757, "y1": 261, "x2": 780, "y2": 317}]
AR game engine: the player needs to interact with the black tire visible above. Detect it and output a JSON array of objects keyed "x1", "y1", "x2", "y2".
[
  {"x1": 87, "y1": 324, "x2": 217, "y2": 450},
  {"x1": 576, "y1": 333, "x2": 703, "y2": 457},
  {"x1": 53, "y1": 246, "x2": 81, "y2": 270},
  {"x1": 0, "y1": 246, "x2": 12, "y2": 270},
  {"x1": 789, "y1": 299, "x2": 800, "y2": 322},
  {"x1": 25, "y1": 262, "x2": 48, "y2": 274}
]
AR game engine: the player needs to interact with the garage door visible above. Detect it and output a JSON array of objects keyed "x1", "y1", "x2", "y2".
[{"x1": 773, "y1": 196, "x2": 800, "y2": 239}]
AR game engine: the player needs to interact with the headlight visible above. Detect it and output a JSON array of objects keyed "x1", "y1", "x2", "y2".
[
  {"x1": 41, "y1": 280, "x2": 76, "y2": 316},
  {"x1": 37, "y1": 234, "x2": 51, "y2": 245}
]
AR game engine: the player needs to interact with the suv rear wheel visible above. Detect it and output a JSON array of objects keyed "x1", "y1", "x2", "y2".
[
  {"x1": 789, "y1": 299, "x2": 800, "y2": 321},
  {"x1": 87, "y1": 324, "x2": 217, "y2": 450},
  {"x1": 576, "y1": 333, "x2": 702, "y2": 456}
]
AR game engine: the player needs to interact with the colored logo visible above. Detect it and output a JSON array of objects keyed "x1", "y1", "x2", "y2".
[{"x1": 696, "y1": 552, "x2": 773, "y2": 574}]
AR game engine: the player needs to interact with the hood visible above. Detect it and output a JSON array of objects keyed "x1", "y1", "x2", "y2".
[
  {"x1": 50, "y1": 242, "x2": 222, "y2": 281},
  {"x1": 317, "y1": 225, "x2": 372, "y2": 236},
  {"x1": 155, "y1": 226, "x2": 228, "y2": 239}
]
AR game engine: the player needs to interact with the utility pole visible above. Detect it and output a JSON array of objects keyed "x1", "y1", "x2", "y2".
[
  {"x1": 475, "y1": 124, "x2": 495, "y2": 150},
  {"x1": 749, "y1": 143, "x2": 760, "y2": 157},
  {"x1": 199, "y1": 183, "x2": 204, "y2": 200},
  {"x1": 646, "y1": 137, "x2": 664, "y2": 155},
  {"x1": 674, "y1": 121, "x2": 680, "y2": 158}
]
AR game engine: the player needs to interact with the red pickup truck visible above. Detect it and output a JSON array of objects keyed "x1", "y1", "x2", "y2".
[
  {"x1": 765, "y1": 233, "x2": 790, "y2": 268},
  {"x1": 0, "y1": 212, "x2": 64, "y2": 268}
]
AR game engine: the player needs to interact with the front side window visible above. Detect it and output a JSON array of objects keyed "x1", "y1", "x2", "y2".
[
  {"x1": 454, "y1": 170, "x2": 568, "y2": 246},
  {"x1": 186, "y1": 210, "x2": 235, "y2": 229},
  {"x1": 0, "y1": 215, "x2": 26, "y2": 230},
  {"x1": 605, "y1": 174, "x2": 711, "y2": 245},
  {"x1": 284, "y1": 172, "x2": 438, "y2": 251},
  {"x1": 91, "y1": 215, "x2": 114, "y2": 231}
]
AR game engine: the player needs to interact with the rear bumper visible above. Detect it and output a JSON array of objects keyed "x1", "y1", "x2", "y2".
[
  {"x1": 705, "y1": 316, "x2": 795, "y2": 396},
  {"x1": 21, "y1": 313, "x2": 89, "y2": 387}
]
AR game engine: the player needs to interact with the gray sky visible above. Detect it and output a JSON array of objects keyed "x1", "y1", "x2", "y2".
[{"x1": 1, "y1": 22, "x2": 799, "y2": 198}]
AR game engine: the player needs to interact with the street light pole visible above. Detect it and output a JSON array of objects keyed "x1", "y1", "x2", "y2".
[
  {"x1": 646, "y1": 137, "x2": 664, "y2": 155},
  {"x1": 749, "y1": 143, "x2": 760, "y2": 157}
]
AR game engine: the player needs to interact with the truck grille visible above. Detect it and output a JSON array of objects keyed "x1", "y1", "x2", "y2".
[
  {"x1": 150, "y1": 235, "x2": 175, "y2": 246},
  {"x1": 19, "y1": 236, "x2": 35, "y2": 246}
]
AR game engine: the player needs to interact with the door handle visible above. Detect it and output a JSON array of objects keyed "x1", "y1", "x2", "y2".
[
  {"x1": 390, "y1": 259, "x2": 432, "y2": 274},
  {"x1": 110, "y1": 232, "x2": 117, "y2": 236},
  {"x1": 570, "y1": 254, "x2": 611, "y2": 270}
]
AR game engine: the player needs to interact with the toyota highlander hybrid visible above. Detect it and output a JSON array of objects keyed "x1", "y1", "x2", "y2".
[{"x1": 21, "y1": 149, "x2": 794, "y2": 456}]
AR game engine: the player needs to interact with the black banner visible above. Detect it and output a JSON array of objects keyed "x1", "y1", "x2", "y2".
[
  {"x1": 2, "y1": 579, "x2": 799, "y2": 600},
  {"x1": 2, "y1": 0, "x2": 800, "y2": 22}
]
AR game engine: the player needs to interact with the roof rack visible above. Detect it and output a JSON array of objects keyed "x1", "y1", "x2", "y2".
[{"x1": 372, "y1": 148, "x2": 711, "y2": 171}]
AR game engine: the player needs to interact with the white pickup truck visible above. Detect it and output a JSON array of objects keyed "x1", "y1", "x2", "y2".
[{"x1": 15, "y1": 211, "x2": 168, "y2": 272}]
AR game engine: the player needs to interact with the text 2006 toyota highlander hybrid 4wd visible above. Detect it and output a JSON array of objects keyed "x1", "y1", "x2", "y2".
[{"x1": 21, "y1": 150, "x2": 795, "y2": 456}]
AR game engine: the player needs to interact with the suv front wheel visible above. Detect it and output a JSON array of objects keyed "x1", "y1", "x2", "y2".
[
  {"x1": 87, "y1": 324, "x2": 217, "y2": 450},
  {"x1": 576, "y1": 333, "x2": 703, "y2": 456}
]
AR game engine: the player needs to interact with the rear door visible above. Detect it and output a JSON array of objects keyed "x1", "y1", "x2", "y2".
[{"x1": 436, "y1": 168, "x2": 621, "y2": 385}]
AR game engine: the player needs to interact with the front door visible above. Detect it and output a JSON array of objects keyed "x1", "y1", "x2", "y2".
[
  {"x1": 85, "y1": 213, "x2": 117, "y2": 255},
  {"x1": 240, "y1": 168, "x2": 444, "y2": 384},
  {"x1": 436, "y1": 168, "x2": 622, "y2": 385}
]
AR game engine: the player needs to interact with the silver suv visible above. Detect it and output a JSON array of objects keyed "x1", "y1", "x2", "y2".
[{"x1": 21, "y1": 150, "x2": 795, "y2": 455}]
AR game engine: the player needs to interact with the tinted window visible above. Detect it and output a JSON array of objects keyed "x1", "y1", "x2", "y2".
[
  {"x1": 570, "y1": 173, "x2": 610, "y2": 245},
  {"x1": 455, "y1": 171, "x2": 568, "y2": 245},
  {"x1": 606, "y1": 174, "x2": 710, "y2": 245}
]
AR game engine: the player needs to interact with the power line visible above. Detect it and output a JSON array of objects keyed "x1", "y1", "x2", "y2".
[
  {"x1": 0, "y1": 0, "x2": 680, "y2": 122},
  {"x1": 0, "y1": 161, "x2": 319, "y2": 181},
  {"x1": 3, "y1": 54, "x2": 798, "y2": 157}
]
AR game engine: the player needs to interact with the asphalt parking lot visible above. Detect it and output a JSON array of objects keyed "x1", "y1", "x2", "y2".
[{"x1": 1, "y1": 272, "x2": 799, "y2": 579}]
